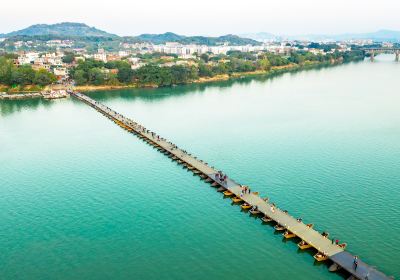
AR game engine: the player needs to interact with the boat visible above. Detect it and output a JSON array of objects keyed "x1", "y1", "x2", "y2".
[
  {"x1": 297, "y1": 240, "x2": 312, "y2": 250},
  {"x1": 249, "y1": 207, "x2": 261, "y2": 215},
  {"x1": 223, "y1": 190, "x2": 234, "y2": 196},
  {"x1": 274, "y1": 224, "x2": 285, "y2": 231},
  {"x1": 261, "y1": 216, "x2": 272, "y2": 223},
  {"x1": 241, "y1": 203, "x2": 252, "y2": 210},
  {"x1": 313, "y1": 252, "x2": 328, "y2": 262},
  {"x1": 205, "y1": 178, "x2": 213, "y2": 183},
  {"x1": 252, "y1": 192, "x2": 259, "y2": 195},
  {"x1": 283, "y1": 230, "x2": 296, "y2": 239},
  {"x1": 211, "y1": 182, "x2": 219, "y2": 187},
  {"x1": 329, "y1": 263, "x2": 341, "y2": 272},
  {"x1": 217, "y1": 187, "x2": 226, "y2": 192},
  {"x1": 232, "y1": 197, "x2": 243, "y2": 203},
  {"x1": 338, "y1": 243, "x2": 347, "y2": 249}
]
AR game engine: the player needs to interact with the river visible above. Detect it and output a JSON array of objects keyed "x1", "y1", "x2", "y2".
[{"x1": 1, "y1": 54, "x2": 399, "y2": 279}]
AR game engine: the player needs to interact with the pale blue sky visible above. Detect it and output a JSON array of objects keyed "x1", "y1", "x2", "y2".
[{"x1": 1, "y1": 0, "x2": 399, "y2": 36}]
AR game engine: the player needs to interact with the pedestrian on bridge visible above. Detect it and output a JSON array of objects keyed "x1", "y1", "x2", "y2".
[{"x1": 353, "y1": 256, "x2": 359, "y2": 270}]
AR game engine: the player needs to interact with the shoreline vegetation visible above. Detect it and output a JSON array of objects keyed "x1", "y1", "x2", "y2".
[
  {"x1": 60, "y1": 59, "x2": 362, "y2": 92},
  {"x1": 1, "y1": 50, "x2": 365, "y2": 96}
]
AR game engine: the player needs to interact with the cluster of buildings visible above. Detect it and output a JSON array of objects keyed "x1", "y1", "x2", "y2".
[
  {"x1": 11, "y1": 39, "x2": 355, "y2": 82},
  {"x1": 119, "y1": 41, "x2": 354, "y2": 57},
  {"x1": 15, "y1": 51, "x2": 69, "y2": 81},
  {"x1": 8, "y1": 37, "x2": 386, "y2": 84}
]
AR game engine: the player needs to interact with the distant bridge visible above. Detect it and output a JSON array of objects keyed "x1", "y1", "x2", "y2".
[{"x1": 361, "y1": 48, "x2": 400, "y2": 61}]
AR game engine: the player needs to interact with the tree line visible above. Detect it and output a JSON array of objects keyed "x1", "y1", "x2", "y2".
[{"x1": 70, "y1": 50, "x2": 365, "y2": 87}]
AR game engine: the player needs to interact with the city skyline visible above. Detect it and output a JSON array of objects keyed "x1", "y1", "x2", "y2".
[{"x1": 1, "y1": 0, "x2": 400, "y2": 36}]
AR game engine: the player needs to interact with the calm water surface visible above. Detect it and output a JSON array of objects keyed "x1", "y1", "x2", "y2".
[{"x1": 1, "y1": 55, "x2": 399, "y2": 279}]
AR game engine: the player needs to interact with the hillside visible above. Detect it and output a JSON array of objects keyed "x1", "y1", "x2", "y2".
[
  {"x1": 5, "y1": 22, "x2": 117, "y2": 38},
  {"x1": 133, "y1": 32, "x2": 261, "y2": 46},
  {"x1": 2, "y1": 24, "x2": 261, "y2": 46}
]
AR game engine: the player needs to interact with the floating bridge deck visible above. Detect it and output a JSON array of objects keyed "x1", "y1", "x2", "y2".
[{"x1": 71, "y1": 91, "x2": 392, "y2": 280}]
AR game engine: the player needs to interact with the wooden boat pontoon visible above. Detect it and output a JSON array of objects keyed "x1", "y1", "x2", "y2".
[
  {"x1": 241, "y1": 203, "x2": 252, "y2": 210},
  {"x1": 313, "y1": 252, "x2": 328, "y2": 262},
  {"x1": 297, "y1": 240, "x2": 313, "y2": 250},
  {"x1": 329, "y1": 263, "x2": 341, "y2": 272},
  {"x1": 283, "y1": 230, "x2": 296, "y2": 239},
  {"x1": 274, "y1": 224, "x2": 286, "y2": 231},
  {"x1": 223, "y1": 190, "x2": 234, "y2": 196},
  {"x1": 261, "y1": 215, "x2": 273, "y2": 223},
  {"x1": 232, "y1": 197, "x2": 243, "y2": 203},
  {"x1": 249, "y1": 207, "x2": 261, "y2": 215}
]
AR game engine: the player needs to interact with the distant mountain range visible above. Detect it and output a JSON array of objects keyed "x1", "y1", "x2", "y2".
[
  {"x1": 240, "y1": 30, "x2": 400, "y2": 42},
  {"x1": 0, "y1": 22, "x2": 261, "y2": 46},
  {"x1": 2, "y1": 23, "x2": 399, "y2": 45}
]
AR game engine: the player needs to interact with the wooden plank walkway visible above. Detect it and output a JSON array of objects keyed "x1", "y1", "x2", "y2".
[{"x1": 70, "y1": 91, "x2": 393, "y2": 280}]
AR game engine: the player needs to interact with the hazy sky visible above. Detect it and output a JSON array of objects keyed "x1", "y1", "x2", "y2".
[{"x1": 1, "y1": 0, "x2": 399, "y2": 36}]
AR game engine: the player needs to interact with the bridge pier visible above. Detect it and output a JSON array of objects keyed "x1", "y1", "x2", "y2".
[{"x1": 370, "y1": 51, "x2": 375, "y2": 62}]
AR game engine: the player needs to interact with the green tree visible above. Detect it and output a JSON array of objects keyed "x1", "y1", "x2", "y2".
[
  {"x1": 88, "y1": 68, "x2": 105, "y2": 85},
  {"x1": 117, "y1": 64, "x2": 133, "y2": 83},
  {"x1": 256, "y1": 58, "x2": 271, "y2": 71},
  {"x1": 73, "y1": 70, "x2": 87, "y2": 85},
  {"x1": 11, "y1": 65, "x2": 35, "y2": 86},
  {"x1": 62, "y1": 52, "x2": 75, "y2": 64},
  {"x1": 33, "y1": 69, "x2": 57, "y2": 86},
  {"x1": 0, "y1": 57, "x2": 13, "y2": 85}
]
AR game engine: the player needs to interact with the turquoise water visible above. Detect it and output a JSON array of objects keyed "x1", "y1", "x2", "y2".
[{"x1": 1, "y1": 55, "x2": 399, "y2": 279}]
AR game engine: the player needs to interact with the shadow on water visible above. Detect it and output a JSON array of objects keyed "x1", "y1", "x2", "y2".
[
  {"x1": 0, "y1": 98, "x2": 55, "y2": 117},
  {"x1": 1, "y1": 60, "x2": 364, "y2": 118}
]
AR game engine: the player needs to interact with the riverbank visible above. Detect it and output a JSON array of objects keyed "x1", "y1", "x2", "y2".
[
  {"x1": 74, "y1": 61, "x2": 336, "y2": 93},
  {"x1": 0, "y1": 59, "x2": 360, "y2": 97}
]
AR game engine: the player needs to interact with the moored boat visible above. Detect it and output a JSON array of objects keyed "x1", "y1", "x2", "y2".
[
  {"x1": 313, "y1": 252, "x2": 328, "y2": 262},
  {"x1": 232, "y1": 197, "x2": 243, "y2": 203},
  {"x1": 249, "y1": 207, "x2": 261, "y2": 215},
  {"x1": 283, "y1": 230, "x2": 296, "y2": 239},
  {"x1": 223, "y1": 190, "x2": 234, "y2": 196},
  {"x1": 274, "y1": 224, "x2": 285, "y2": 231},
  {"x1": 241, "y1": 203, "x2": 252, "y2": 210},
  {"x1": 261, "y1": 215, "x2": 272, "y2": 223},
  {"x1": 329, "y1": 263, "x2": 341, "y2": 272},
  {"x1": 217, "y1": 187, "x2": 226, "y2": 192},
  {"x1": 298, "y1": 240, "x2": 312, "y2": 250}
]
